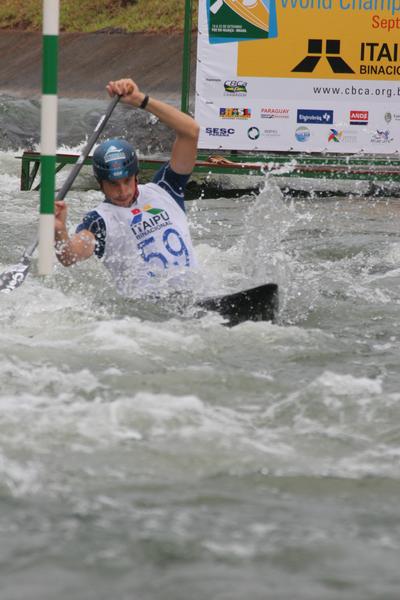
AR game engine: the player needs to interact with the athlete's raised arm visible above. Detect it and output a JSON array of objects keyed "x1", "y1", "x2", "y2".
[{"x1": 106, "y1": 78, "x2": 200, "y2": 175}]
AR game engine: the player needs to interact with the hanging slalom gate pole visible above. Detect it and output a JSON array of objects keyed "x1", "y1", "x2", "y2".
[{"x1": 39, "y1": 0, "x2": 59, "y2": 274}]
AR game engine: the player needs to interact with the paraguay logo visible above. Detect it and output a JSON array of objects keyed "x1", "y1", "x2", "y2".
[{"x1": 131, "y1": 204, "x2": 164, "y2": 225}]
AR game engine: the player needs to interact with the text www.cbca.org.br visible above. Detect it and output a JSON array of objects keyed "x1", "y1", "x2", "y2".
[{"x1": 313, "y1": 85, "x2": 400, "y2": 97}]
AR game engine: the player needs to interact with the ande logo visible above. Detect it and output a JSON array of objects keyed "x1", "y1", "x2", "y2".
[{"x1": 350, "y1": 110, "x2": 368, "y2": 125}]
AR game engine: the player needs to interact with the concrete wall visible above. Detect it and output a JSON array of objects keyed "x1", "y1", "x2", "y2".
[{"x1": 0, "y1": 31, "x2": 196, "y2": 100}]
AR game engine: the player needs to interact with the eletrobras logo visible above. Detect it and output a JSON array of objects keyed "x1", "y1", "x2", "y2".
[{"x1": 297, "y1": 109, "x2": 334, "y2": 124}]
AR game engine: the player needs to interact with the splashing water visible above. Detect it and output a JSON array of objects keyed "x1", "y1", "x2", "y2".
[{"x1": 1, "y1": 95, "x2": 400, "y2": 600}]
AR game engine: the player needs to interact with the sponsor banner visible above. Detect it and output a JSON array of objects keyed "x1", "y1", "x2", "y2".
[{"x1": 195, "y1": 0, "x2": 400, "y2": 152}]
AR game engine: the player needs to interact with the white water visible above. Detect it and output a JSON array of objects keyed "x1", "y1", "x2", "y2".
[{"x1": 1, "y1": 98, "x2": 400, "y2": 599}]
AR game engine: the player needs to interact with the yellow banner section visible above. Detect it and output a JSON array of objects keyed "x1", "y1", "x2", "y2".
[{"x1": 238, "y1": 2, "x2": 400, "y2": 79}]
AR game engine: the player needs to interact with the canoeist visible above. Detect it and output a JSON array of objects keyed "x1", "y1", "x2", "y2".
[{"x1": 54, "y1": 78, "x2": 199, "y2": 296}]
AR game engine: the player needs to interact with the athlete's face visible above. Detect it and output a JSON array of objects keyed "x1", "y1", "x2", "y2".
[{"x1": 101, "y1": 175, "x2": 138, "y2": 207}]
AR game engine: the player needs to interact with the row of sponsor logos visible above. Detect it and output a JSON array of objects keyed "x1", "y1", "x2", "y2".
[
  {"x1": 205, "y1": 126, "x2": 396, "y2": 145},
  {"x1": 215, "y1": 108, "x2": 400, "y2": 126}
]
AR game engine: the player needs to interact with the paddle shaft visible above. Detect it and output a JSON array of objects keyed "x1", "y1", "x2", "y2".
[{"x1": 24, "y1": 94, "x2": 121, "y2": 258}]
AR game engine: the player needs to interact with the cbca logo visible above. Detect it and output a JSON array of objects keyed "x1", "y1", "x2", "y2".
[
  {"x1": 248, "y1": 127, "x2": 260, "y2": 140},
  {"x1": 292, "y1": 39, "x2": 354, "y2": 74},
  {"x1": 297, "y1": 109, "x2": 334, "y2": 124},
  {"x1": 224, "y1": 80, "x2": 247, "y2": 94},
  {"x1": 295, "y1": 126, "x2": 310, "y2": 142}
]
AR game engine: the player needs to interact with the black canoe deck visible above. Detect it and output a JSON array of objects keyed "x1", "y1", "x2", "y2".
[{"x1": 197, "y1": 283, "x2": 278, "y2": 326}]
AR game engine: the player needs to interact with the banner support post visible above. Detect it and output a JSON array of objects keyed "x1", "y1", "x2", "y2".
[{"x1": 181, "y1": 0, "x2": 193, "y2": 114}]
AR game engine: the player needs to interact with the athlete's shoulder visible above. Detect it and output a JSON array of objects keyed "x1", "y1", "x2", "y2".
[
  {"x1": 151, "y1": 162, "x2": 191, "y2": 212},
  {"x1": 76, "y1": 210, "x2": 103, "y2": 230}
]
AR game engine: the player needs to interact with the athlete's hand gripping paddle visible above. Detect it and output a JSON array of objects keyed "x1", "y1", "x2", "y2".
[{"x1": 0, "y1": 94, "x2": 121, "y2": 294}]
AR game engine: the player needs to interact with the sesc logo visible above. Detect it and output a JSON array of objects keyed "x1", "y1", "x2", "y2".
[
  {"x1": 205, "y1": 127, "x2": 235, "y2": 137},
  {"x1": 224, "y1": 80, "x2": 247, "y2": 95}
]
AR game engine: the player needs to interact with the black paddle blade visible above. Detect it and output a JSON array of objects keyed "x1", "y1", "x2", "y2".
[
  {"x1": 0, "y1": 256, "x2": 31, "y2": 294},
  {"x1": 197, "y1": 283, "x2": 279, "y2": 326}
]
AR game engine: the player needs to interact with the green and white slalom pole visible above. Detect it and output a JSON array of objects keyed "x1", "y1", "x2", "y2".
[{"x1": 39, "y1": 0, "x2": 59, "y2": 274}]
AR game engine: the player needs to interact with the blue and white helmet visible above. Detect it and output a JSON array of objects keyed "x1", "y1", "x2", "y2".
[{"x1": 92, "y1": 139, "x2": 139, "y2": 182}]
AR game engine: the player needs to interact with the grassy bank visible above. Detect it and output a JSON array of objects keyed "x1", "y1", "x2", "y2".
[{"x1": 0, "y1": 0, "x2": 197, "y2": 32}]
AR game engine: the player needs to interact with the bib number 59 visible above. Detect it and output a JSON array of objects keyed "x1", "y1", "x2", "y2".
[{"x1": 138, "y1": 228, "x2": 190, "y2": 276}]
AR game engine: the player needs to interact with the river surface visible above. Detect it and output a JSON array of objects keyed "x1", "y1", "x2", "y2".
[{"x1": 1, "y1": 96, "x2": 400, "y2": 600}]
